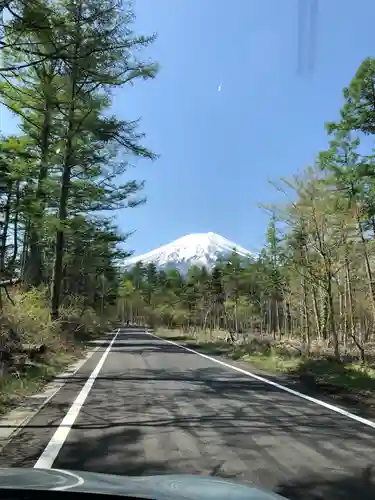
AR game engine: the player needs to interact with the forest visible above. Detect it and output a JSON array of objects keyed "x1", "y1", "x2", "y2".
[
  {"x1": 0, "y1": 0, "x2": 157, "y2": 315},
  {"x1": 0, "y1": 0, "x2": 157, "y2": 408},
  {"x1": 122, "y1": 57, "x2": 375, "y2": 366},
  {"x1": 2, "y1": 0, "x2": 375, "y2": 407}
]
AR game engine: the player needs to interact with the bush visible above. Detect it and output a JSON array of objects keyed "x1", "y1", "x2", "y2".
[
  {"x1": 2, "y1": 287, "x2": 60, "y2": 346},
  {"x1": 0, "y1": 286, "x2": 111, "y2": 414},
  {"x1": 59, "y1": 294, "x2": 110, "y2": 340}
]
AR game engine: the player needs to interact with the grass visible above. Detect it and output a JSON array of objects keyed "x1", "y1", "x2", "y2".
[
  {"x1": 294, "y1": 358, "x2": 375, "y2": 395},
  {"x1": 157, "y1": 328, "x2": 375, "y2": 401},
  {"x1": 0, "y1": 347, "x2": 87, "y2": 414},
  {"x1": 0, "y1": 287, "x2": 113, "y2": 415}
]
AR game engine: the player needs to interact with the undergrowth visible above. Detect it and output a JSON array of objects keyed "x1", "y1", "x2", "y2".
[
  {"x1": 0, "y1": 287, "x2": 112, "y2": 415},
  {"x1": 157, "y1": 328, "x2": 375, "y2": 400}
]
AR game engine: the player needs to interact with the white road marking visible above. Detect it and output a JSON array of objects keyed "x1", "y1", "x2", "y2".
[
  {"x1": 30, "y1": 341, "x2": 104, "y2": 403},
  {"x1": 148, "y1": 331, "x2": 375, "y2": 430},
  {"x1": 34, "y1": 329, "x2": 120, "y2": 469},
  {"x1": 0, "y1": 340, "x2": 107, "y2": 450}
]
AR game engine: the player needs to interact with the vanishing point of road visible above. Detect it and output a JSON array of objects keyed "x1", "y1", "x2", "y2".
[{"x1": 1, "y1": 327, "x2": 375, "y2": 500}]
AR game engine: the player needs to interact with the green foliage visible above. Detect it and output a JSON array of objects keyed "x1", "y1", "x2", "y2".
[
  {"x1": 120, "y1": 252, "x2": 281, "y2": 334},
  {"x1": 0, "y1": 0, "x2": 157, "y2": 319},
  {"x1": 120, "y1": 53, "x2": 375, "y2": 367}
]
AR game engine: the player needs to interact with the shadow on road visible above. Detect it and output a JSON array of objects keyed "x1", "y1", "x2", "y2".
[
  {"x1": 24, "y1": 362, "x2": 375, "y2": 484},
  {"x1": 3, "y1": 330, "x2": 375, "y2": 497},
  {"x1": 155, "y1": 337, "x2": 375, "y2": 421},
  {"x1": 53, "y1": 427, "x2": 172, "y2": 476},
  {"x1": 5, "y1": 423, "x2": 172, "y2": 476},
  {"x1": 275, "y1": 466, "x2": 375, "y2": 500},
  {"x1": 8, "y1": 361, "x2": 375, "y2": 445}
]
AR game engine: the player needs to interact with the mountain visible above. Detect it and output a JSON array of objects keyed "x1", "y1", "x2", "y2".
[{"x1": 124, "y1": 232, "x2": 253, "y2": 274}]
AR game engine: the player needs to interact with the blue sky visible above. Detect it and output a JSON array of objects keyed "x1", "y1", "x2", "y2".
[{"x1": 1, "y1": 0, "x2": 375, "y2": 257}]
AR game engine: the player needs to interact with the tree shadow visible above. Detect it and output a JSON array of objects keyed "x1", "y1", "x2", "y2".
[
  {"x1": 39, "y1": 363, "x2": 375, "y2": 484},
  {"x1": 184, "y1": 341, "x2": 236, "y2": 357},
  {"x1": 180, "y1": 338, "x2": 375, "y2": 420},
  {"x1": 4, "y1": 333, "x2": 375, "y2": 491},
  {"x1": 6, "y1": 423, "x2": 172, "y2": 477},
  {"x1": 52, "y1": 427, "x2": 171, "y2": 476},
  {"x1": 275, "y1": 465, "x2": 375, "y2": 500},
  {"x1": 283, "y1": 358, "x2": 375, "y2": 419}
]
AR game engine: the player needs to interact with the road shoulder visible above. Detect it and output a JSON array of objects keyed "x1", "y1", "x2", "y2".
[
  {"x1": 154, "y1": 330, "x2": 375, "y2": 424},
  {"x1": 0, "y1": 336, "x2": 110, "y2": 454}
]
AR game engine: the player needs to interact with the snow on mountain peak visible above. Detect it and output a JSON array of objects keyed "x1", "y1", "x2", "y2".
[{"x1": 124, "y1": 232, "x2": 252, "y2": 274}]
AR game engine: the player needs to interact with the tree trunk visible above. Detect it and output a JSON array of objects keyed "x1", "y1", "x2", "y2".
[
  {"x1": 302, "y1": 278, "x2": 311, "y2": 354},
  {"x1": 51, "y1": 101, "x2": 76, "y2": 320},
  {"x1": 24, "y1": 104, "x2": 53, "y2": 287},
  {"x1": 357, "y1": 213, "x2": 375, "y2": 327},
  {"x1": 0, "y1": 183, "x2": 11, "y2": 275},
  {"x1": 51, "y1": 1, "x2": 81, "y2": 320},
  {"x1": 345, "y1": 254, "x2": 355, "y2": 344},
  {"x1": 326, "y1": 268, "x2": 340, "y2": 361},
  {"x1": 311, "y1": 286, "x2": 321, "y2": 340}
]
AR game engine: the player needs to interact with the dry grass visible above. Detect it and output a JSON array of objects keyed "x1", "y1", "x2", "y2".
[
  {"x1": 0, "y1": 286, "x2": 112, "y2": 414},
  {"x1": 157, "y1": 328, "x2": 375, "y2": 399}
]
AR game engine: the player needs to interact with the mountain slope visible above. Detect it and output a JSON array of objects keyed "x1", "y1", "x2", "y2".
[{"x1": 125, "y1": 232, "x2": 252, "y2": 274}]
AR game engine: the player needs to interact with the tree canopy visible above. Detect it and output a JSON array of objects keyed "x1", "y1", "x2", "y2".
[
  {"x1": 0, "y1": 0, "x2": 157, "y2": 319},
  {"x1": 119, "y1": 56, "x2": 375, "y2": 362}
]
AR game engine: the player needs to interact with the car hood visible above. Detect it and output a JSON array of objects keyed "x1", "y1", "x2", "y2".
[{"x1": 0, "y1": 468, "x2": 287, "y2": 500}]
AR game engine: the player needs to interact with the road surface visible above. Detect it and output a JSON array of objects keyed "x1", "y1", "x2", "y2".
[{"x1": 1, "y1": 327, "x2": 375, "y2": 500}]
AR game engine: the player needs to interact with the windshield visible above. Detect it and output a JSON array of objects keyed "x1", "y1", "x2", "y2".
[{"x1": 1, "y1": 1, "x2": 375, "y2": 499}]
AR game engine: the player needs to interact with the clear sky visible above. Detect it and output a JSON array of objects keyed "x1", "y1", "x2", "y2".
[{"x1": 1, "y1": 0, "x2": 375, "y2": 257}]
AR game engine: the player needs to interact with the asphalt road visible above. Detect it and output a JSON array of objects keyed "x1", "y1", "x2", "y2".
[{"x1": 1, "y1": 327, "x2": 375, "y2": 500}]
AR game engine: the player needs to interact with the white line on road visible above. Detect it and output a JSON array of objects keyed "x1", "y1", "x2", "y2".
[
  {"x1": 148, "y1": 332, "x2": 375, "y2": 430},
  {"x1": 0, "y1": 341, "x2": 106, "y2": 451},
  {"x1": 34, "y1": 328, "x2": 120, "y2": 469}
]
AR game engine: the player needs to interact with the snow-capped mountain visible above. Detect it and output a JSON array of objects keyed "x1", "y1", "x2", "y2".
[{"x1": 124, "y1": 232, "x2": 253, "y2": 274}]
